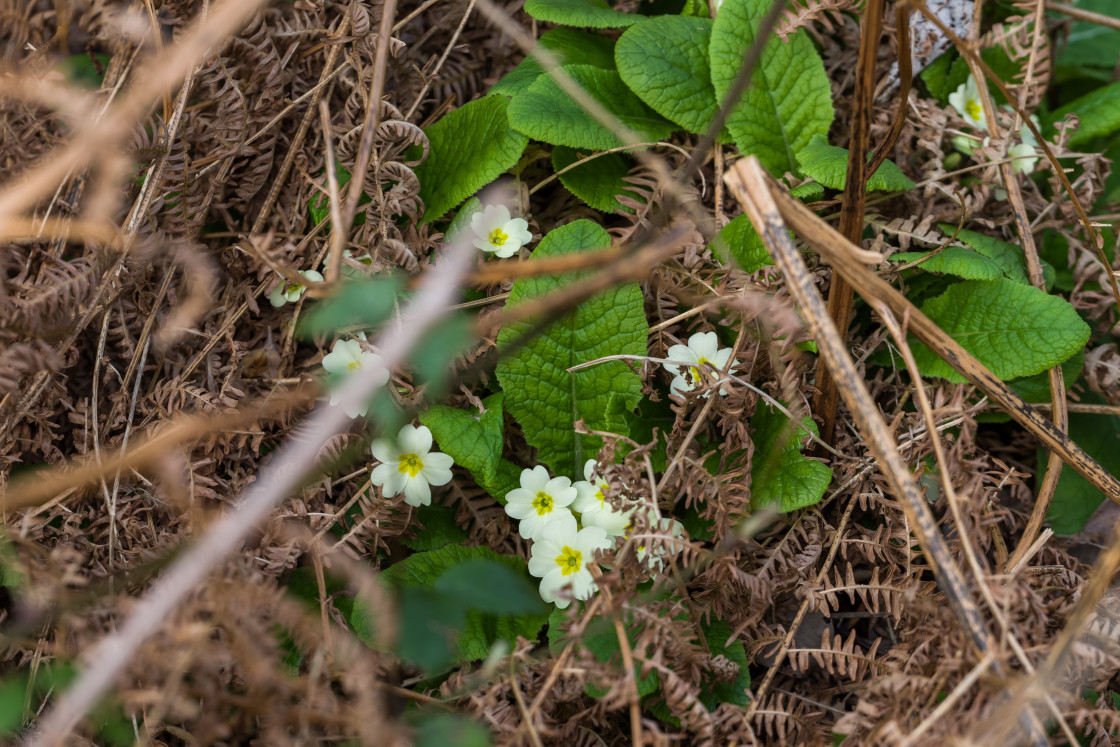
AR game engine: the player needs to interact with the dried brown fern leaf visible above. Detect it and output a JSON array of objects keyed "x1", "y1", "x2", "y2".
[{"x1": 775, "y1": 0, "x2": 863, "y2": 43}]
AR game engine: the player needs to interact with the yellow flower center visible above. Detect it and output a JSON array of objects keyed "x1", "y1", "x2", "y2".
[
  {"x1": 965, "y1": 99, "x2": 982, "y2": 122},
  {"x1": 398, "y1": 453, "x2": 423, "y2": 477},
  {"x1": 532, "y1": 491, "x2": 553, "y2": 516},
  {"x1": 347, "y1": 359, "x2": 360, "y2": 370},
  {"x1": 555, "y1": 546, "x2": 582, "y2": 576},
  {"x1": 488, "y1": 228, "x2": 509, "y2": 247},
  {"x1": 595, "y1": 486, "x2": 606, "y2": 507},
  {"x1": 689, "y1": 356, "x2": 711, "y2": 384},
  {"x1": 284, "y1": 282, "x2": 302, "y2": 295}
]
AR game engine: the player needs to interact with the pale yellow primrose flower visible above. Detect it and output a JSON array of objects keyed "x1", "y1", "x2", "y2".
[
  {"x1": 949, "y1": 74, "x2": 987, "y2": 130},
  {"x1": 470, "y1": 205, "x2": 533, "y2": 258},
  {"x1": 340, "y1": 249, "x2": 374, "y2": 279},
  {"x1": 1010, "y1": 115, "x2": 1042, "y2": 175},
  {"x1": 527, "y1": 512, "x2": 610, "y2": 608},
  {"x1": 505, "y1": 465, "x2": 577, "y2": 541},
  {"x1": 370, "y1": 424, "x2": 454, "y2": 507},
  {"x1": 572, "y1": 459, "x2": 634, "y2": 538},
  {"x1": 664, "y1": 331, "x2": 739, "y2": 398},
  {"x1": 268, "y1": 269, "x2": 323, "y2": 308},
  {"x1": 320, "y1": 338, "x2": 389, "y2": 419}
]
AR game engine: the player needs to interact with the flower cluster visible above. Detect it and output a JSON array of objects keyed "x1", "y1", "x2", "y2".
[
  {"x1": 507, "y1": 460, "x2": 685, "y2": 607},
  {"x1": 949, "y1": 74, "x2": 1043, "y2": 175},
  {"x1": 370, "y1": 424, "x2": 454, "y2": 507}
]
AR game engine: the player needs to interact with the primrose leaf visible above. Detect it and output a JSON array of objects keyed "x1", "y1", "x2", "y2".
[
  {"x1": 750, "y1": 402, "x2": 832, "y2": 512},
  {"x1": 491, "y1": 28, "x2": 616, "y2": 97},
  {"x1": 1047, "y1": 81, "x2": 1120, "y2": 148},
  {"x1": 377, "y1": 545, "x2": 549, "y2": 664},
  {"x1": 582, "y1": 615, "x2": 661, "y2": 698},
  {"x1": 709, "y1": 0, "x2": 834, "y2": 175},
  {"x1": 404, "y1": 504, "x2": 470, "y2": 551},
  {"x1": 700, "y1": 619, "x2": 751, "y2": 709},
  {"x1": 615, "y1": 16, "x2": 728, "y2": 139},
  {"x1": 412, "y1": 712, "x2": 492, "y2": 747},
  {"x1": 795, "y1": 134, "x2": 915, "y2": 192},
  {"x1": 911, "y1": 279, "x2": 1091, "y2": 382},
  {"x1": 943, "y1": 226, "x2": 1056, "y2": 288},
  {"x1": 508, "y1": 65, "x2": 676, "y2": 151},
  {"x1": 890, "y1": 246, "x2": 1004, "y2": 281},
  {"x1": 1043, "y1": 393, "x2": 1120, "y2": 535},
  {"x1": 524, "y1": 0, "x2": 642, "y2": 28},
  {"x1": 708, "y1": 213, "x2": 773, "y2": 273},
  {"x1": 420, "y1": 393, "x2": 505, "y2": 491},
  {"x1": 552, "y1": 146, "x2": 638, "y2": 212},
  {"x1": 414, "y1": 96, "x2": 528, "y2": 222},
  {"x1": 496, "y1": 220, "x2": 647, "y2": 478}
]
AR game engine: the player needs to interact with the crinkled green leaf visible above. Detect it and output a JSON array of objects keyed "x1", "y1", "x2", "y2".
[
  {"x1": 700, "y1": 620, "x2": 750, "y2": 709},
  {"x1": 435, "y1": 559, "x2": 548, "y2": 616},
  {"x1": 524, "y1": 0, "x2": 642, "y2": 28},
  {"x1": 496, "y1": 220, "x2": 647, "y2": 478},
  {"x1": 420, "y1": 393, "x2": 504, "y2": 488},
  {"x1": 415, "y1": 96, "x2": 528, "y2": 222},
  {"x1": 890, "y1": 246, "x2": 1004, "y2": 280},
  {"x1": 412, "y1": 712, "x2": 492, "y2": 747},
  {"x1": 615, "y1": 16, "x2": 728, "y2": 139},
  {"x1": 911, "y1": 279, "x2": 1091, "y2": 382},
  {"x1": 490, "y1": 28, "x2": 616, "y2": 97},
  {"x1": 377, "y1": 545, "x2": 549, "y2": 664},
  {"x1": 1047, "y1": 82, "x2": 1120, "y2": 147},
  {"x1": 1007, "y1": 349, "x2": 1084, "y2": 403},
  {"x1": 551, "y1": 146, "x2": 637, "y2": 212},
  {"x1": 508, "y1": 65, "x2": 675, "y2": 151},
  {"x1": 709, "y1": 0, "x2": 833, "y2": 175},
  {"x1": 796, "y1": 134, "x2": 915, "y2": 192},
  {"x1": 708, "y1": 213, "x2": 773, "y2": 272},
  {"x1": 920, "y1": 50, "x2": 970, "y2": 105},
  {"x1": 750, "y1": 402, "x2": 832, "y2": 512},
  {"x1": 404, "y1": 504, "x2": 470, "y2": 551},
  {"x1": 944, "y1": 225, "x2": 1055, "y2": 288},
  {"x1": 1043, "y1": 392, "x2": 1120, "y2": 535},
  {"x1": 789, "y1": 181, "x2": 824, "y2": 201}
]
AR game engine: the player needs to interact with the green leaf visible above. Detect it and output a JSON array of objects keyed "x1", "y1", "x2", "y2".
[
  {"x1": 1047, "y1": 82, "x2": 1120, "y2": 148},
  {"x1": 709, "y1": 0, "x2": 834, "y2": 175},
  {"x1": 615, "y1": 16, "x2": 728, "y2": 138},
  {"x1": 1006, "y1": 348, "x2": 1084, "y2": 404},
  {"x1": 1056, "y1": 0, "x2": 1120, "y2": 76},
  {"x1": 944, "y1": 226, "x2": 1033, "y2": 285},
  {"x1": 421, "y1": 392, "x2": 505, "y2": 487},
  {"x1": 412, "y1": 712, "x2": 492, "y2": 747},
  {"x1": 398, "y1": 587, "x2": 467, "y2": 671},
  {"x1": 750, "y1": 402, "x2": 832, "y2": 511},
  {"x1": 708, "y1": 213, "x2": 773, "y2": 273},
  {"x1": 308, "y1": 162, "x2": 369, "y2": 228},
  {"x1": 297, "y1": 275, "x2": 405, "y2": 339},
  {"x1": 490, "y1": 28, "x2": 616, "y2": 98},
  {"x1": 919, "y1": 50, "x2": 970, "y2": 105},
  {"x1": 377, "y1": 545, "x2": 549, "y2": 664},
  {"x1": 524, "y1": 0, "x2": 642, "y2": 28},
  {"x1": 796, "y1": 134, "x2": 915, "y2": 192},
  {"x1": 404, "y1": 504, "x2": 470, "y2": 551},
  {"x1": 435, "y1": 559, "x2": 547, "y2": 616},
  {"x1": 508, "y1": 65, "x2": 676, "y2": 151},
  {"x1": 444, "y1": 197, "x2": 481, "y2": 242},
  {"x1": 1043, "y1": 392, "x2": 1120, "y2": 535},
  {"x1": 789, "y1": 181, "x2": 825, "y2": 201},
  {"x1": 911, "y1": 279, "x2": 1091, "y2": 383},
  {"x1": 890, "y1": 246, "x2": 1005, "y2": 281},
  {"x1": 582, "y1": 615, "x2": 661, "y2": 698},
  {"x1": 415, "y1": 96, "x2": 529, "y2": 222},
  {"x1": 496, "y1": 220, "x2": 647, "y2": 477},
  {"x1": 552, "y1": 146, "x2": 638, "y2": 212},
  {"x1": 699, "y1": 619, "x2": 751, "y2": 709}
]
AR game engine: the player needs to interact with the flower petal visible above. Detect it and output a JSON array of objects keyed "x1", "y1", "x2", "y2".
[
  {"x1": 370, "y1": 463, "x2": 394, "y2": 488},
  {"x1": 688, "y1": 331, "x2": 719, "y2": 360},
  {"x1": 399, "y1": 424, "x2": 432, "y2": 455},
  {"x1": 402, "y1": 477, "x2": 431, "y2": 507},
  {"x1": 371, "y1": 439, "x2": 398, "y2": 464},
  {"x1": 421, "y1": 462, "x2": 453, "y2": 487},
  {"x1": 381, "y1": 470, "x2": 407, "y2": 497}
]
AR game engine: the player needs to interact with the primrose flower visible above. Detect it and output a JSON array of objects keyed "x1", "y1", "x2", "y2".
[
  {"x1": 949, "y1": 74, "x2": 987, "y2": 130},
  {"x1": 572, "y1": 459, "x2": 634, "y2": 538},
  {"x1": 527, "y1": 512, "x2": 610, "y2": 608},
  {"x1": 505, "y1": 465, "x2": 577, "y2": 541},
  {"x1": 470, "y1": 204, "x2": 533, "y2": 258},
  {"x1": 634, "y1": 517, "x2": 687, "y2": 574},
  {"x1": 268, "y1": 269, "x2": 323, "y2": 308},
  {"x1": 340, "y1": 249, "x2": 374, "y2": 278},
  {"x1": 664, "y1": 331, "x2": 739, "y2": 398},
  {"x1": 370, "y1": 424, "x2": 454, "y2": 507},
  {"x1": 320, "y1": 338, "x2": 389, "y2": 418},
  {"x1": 1009, "y1": 116, "x2": 1042, "y2": 175}
]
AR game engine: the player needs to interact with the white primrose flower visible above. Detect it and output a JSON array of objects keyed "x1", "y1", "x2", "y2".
[
  {"x1": 664, "y1": 331, "x2": 739, "y2": 398},
  {"x1": 268, "y1": 269, "x2": 323, "y2": 308},
  {"x1": 1009, "y1": 115, "x2": 1042, "y2": 175},
  {"x1": 504, "y1": 465, "x2": 577, "y2": 541},
  {"x1": 320, "y1": 338, "x2": 389, "y2": 418},
  {"x1": 634, "y1": 516, "x2": 687, "y2": 574},
  {"x1": 470, "y1": 204, "x2": 533, "y2": 259},
  {"x1": 572, "y1": 459, "x2": 634, "y2": 538},
  {"x1": 340, "y1": 249, "x2": 374, "y2": 278},
  {"x1": 527, "y1": 512, "x2": 610, "y2": 609},
  {"x1": 949, "y1": 74, "x2": 987, "y2": 131},
  {"x1": 370, "y1": 424, "x2": 454, "y2": 507}
]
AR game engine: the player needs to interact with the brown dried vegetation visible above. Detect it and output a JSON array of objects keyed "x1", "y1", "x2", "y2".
[{"x1": 1, "y1": 0, "x2": 1119, "y2": 745}]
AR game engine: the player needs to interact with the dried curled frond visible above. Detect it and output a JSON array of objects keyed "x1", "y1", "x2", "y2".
[
  {"x1": 775, "y1": 0, "x2": 863, "y2": 43},
  {"x1": 0, "y1": 340, "x2": 61, "y2": 396}
]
